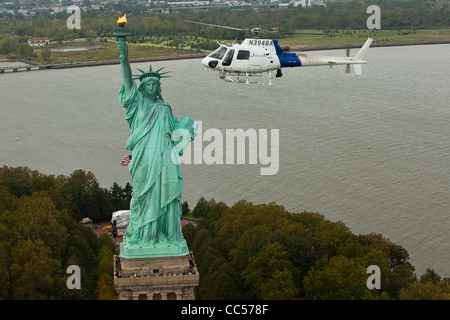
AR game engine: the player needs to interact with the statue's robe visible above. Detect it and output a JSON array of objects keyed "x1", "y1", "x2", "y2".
[{"x1": 119, "y1": 81, "x2": 195, "y2": 245}]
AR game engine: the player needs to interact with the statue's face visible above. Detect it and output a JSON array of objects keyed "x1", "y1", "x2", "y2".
[{"x1": 141, "y1": 78, "x2": 160, "y2": 97}]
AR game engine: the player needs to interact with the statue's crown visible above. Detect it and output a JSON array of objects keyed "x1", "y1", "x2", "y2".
[{"x1": 133, "y1": 65, "x2": 170, "y2": 81}]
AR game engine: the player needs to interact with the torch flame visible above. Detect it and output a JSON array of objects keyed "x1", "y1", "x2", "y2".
[{"x1": 117, "y1": 14, "x2": 127, "y2": 27}]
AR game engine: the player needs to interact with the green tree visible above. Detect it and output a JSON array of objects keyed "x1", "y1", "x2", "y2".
[
  {"x1": 214, "y1": 200, "x2": 288, "y2": 255},
  {"x1": 0, "y1": 185, "x2": 19, "y2": 212},
  {"x1": 96, "y1": 236, "x2": 118, "y2": 300},
  {"x1": 243, "y1": 242, "x2": 298, "y2": 299},
  {"x1": 181, "y1": 200, "x2": 190, "y2": 215},
  {"x1": 8, "y1": 239, "x2": 61, "y2": 299},
  {"x1": 108, "y1": 182, "x2": 125, "y2": 211},
  {"x1": 420, "y1": 268, "x2": 442, "y2": 284},
  {"x1": 182, "y1": 223, "x2": 197, "y2": 248},
  {"x1": 1, "y1": 191, "x2": 68, "y2": 259},
  {"x1": 192, "y1": 196, "x2": 210, "y2": 218},
  {"x1": 62, "y1": 221, "x2": 99, "y2": 299},
  {"x1": 108, "y1": 182, "x2": 131, "y2": 211},
  {"x1": 96, "y1": 273, "x2": 117, "y2": 300},
  {"x1": 260, "y1": 269, "x2": 298, "y2": 300},
  {"x1": 230, "y1": 224, "x2": 273, "y2": 271},
  {"x1": 0, "y1": 36, "x2": 18, "y2": 55},
  {"x1": 0, "y1": 166, "x2": 34, "y2": 197},
  {"x1": 59, "y1": 169, "x2": 100, "y2": 221},
  {"x1": 0, "y1": 241, "x2": 12, "y2": 299},
  {"x1": 399, "y1": 281, "x2": 450, "y2": 300},
  {"x1": 92, "y1": 187, "x2": 113, "y2": 219},
  {"x1": 196, "y1": 256, "x2": 244, "y2": 300},
  {"x1": 16, "y1": 43, "x2": 35, "y2": 59},
  {"x1": 303, "y1": 255, "x2": 369, "y2": 300},
  {"x1": 40, "y1": 47, "x2": 51, "y2": 62}
]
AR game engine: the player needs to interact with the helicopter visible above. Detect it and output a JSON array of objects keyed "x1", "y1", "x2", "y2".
[{"x1": 186, "y1": 21, "x2": 373, "y2": 85}]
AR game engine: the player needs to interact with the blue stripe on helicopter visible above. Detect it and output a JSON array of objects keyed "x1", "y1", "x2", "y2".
[{"x1": 273, "y1": 40, "x2": 301, "y2": 68}]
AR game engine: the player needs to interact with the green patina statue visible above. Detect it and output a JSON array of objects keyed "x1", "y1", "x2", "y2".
[{"x1": 116, "y1": 19, "x2": 196, "y2": 258}]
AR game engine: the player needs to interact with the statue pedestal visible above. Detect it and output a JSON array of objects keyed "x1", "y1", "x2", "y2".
[
  {"x1": 120, "y1": 254, "x2": 191, "y2": 277},
  {"x1": 120, "y1": 237, "x2": 190, "y2": 259},
  {"x1": 114, "y1": 251, "x2": 199, "y2": 300},
  {"x1": 115, "y1": 238, "x2": 198, "y2": 300}
]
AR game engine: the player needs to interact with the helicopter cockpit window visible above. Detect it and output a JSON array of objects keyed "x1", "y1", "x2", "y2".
[
  {"x1": 222, "y1": 49, "x2": 235, "y2": 66},
  {"x1": 208, "y1": 46, "x2": 227, "y2": 60},
  {"x1": 237, "y1": 50, "x2": 250, "y2": 60}
]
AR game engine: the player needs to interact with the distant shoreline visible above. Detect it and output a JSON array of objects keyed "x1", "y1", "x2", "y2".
[
  {"x1": 2, "y1": 40, "x2": 449, "y2": 72},
  {"x1": 0, "y1": 53, "x2": 206, "y2": 72},
  {"x1": 290, "y1": 39, "x2": 450, "y2": 51},
  {"x1": 41, "y1": 53, "x2": 206, "y2": 70}
]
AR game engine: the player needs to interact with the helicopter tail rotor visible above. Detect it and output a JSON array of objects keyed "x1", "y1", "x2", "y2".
[
  {"x1": 343, "y1": 38, "x2": 373, "y2": 75},
  {"x1": 345, "y1": 45, "x2": 351, "y2": 74}
]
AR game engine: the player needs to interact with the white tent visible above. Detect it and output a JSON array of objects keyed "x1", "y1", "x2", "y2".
[{"x1": 111, "y1": 210, "x2": 130, "y2": 228}]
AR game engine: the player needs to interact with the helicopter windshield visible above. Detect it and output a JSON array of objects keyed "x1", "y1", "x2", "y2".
[{"x1": 208, "y1": 46, "x2": 227, "y2": 60}]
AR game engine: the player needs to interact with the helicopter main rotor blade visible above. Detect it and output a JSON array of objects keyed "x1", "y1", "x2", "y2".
[
  {"x1": 278, "y1": 31, "x2": 340, "y2": 36},
  {"x1": 185, "y1": 20, "x2": 250, "y2": 32}
]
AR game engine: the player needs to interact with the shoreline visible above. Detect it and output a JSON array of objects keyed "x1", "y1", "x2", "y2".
[
  {"x1": 290, "y1": 39, "x2": 450, "y2": 51},
  {"x1": 1, "y1": 40, "x2": 449, "y2": 72},
  {"x1": 0, "y1": 53, "x2": 206, "y2": 72}
]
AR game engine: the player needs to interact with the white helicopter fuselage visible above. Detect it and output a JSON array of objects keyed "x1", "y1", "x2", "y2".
[
  {"x1": 201, "y1": 38, "x2": 373, "y2": 81},
  {"x1": 202, "y1": 39, "x2": 281, "y2": 73}
]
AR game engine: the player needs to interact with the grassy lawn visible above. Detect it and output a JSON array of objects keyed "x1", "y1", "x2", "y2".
[
  {"x1": 28, "y1": 41, "x2": 201, "y2": 64},
  {"x1": 51, "y1": 41, "x2": 201, "y2": 64},
  {"x1": 277, "y1": 29, "x2": 450, "y2": 47}
]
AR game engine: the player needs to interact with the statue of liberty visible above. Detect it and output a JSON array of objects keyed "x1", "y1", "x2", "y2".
[{"x1": 116, "y1": 18, "x2": 196, "y2": 258}]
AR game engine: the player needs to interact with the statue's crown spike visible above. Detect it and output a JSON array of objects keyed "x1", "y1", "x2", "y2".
[{"x1": 132, "y1": 64, "x2": 171, "y2": 81}]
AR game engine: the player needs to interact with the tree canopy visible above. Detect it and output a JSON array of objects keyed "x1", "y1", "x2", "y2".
[
  {"x1": 185, "y1": 197, "x2": 450, "y2": 300},
  {"x1": 1, "y1": 165, "x2": 449, "y2": 299},
  {"x1": 0, "y1": 166, "x2": 121, "y2": 299}
]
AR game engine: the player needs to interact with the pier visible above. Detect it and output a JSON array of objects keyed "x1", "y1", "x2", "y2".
[{"x1": 0, "y1": 65, "x2": 51, "y2": 73}]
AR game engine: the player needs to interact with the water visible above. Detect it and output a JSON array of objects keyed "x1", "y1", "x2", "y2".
[
  {"x1": 1, "y1": 44, "x2": 449, "y2": 277},
  {"x1": 51, "y1": 46, "x2": 103, "y2": 52}
]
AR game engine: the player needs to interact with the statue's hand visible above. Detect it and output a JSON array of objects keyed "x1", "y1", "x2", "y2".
[{"x1": 117, "y1": 40, "x2": 128, "y2": 60}]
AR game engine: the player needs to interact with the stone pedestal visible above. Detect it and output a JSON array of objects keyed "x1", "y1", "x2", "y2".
[
  {"x1": 114, "y1": 252, "x2": 199, "y2": 300},
  {"x1": 120, "y1": 254, "x2": 190, "y2": 276},
  {"x1": 120, "y1": 237, "x2": 190, "y2": 259}
]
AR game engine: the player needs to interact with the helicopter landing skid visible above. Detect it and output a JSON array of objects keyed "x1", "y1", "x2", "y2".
[{"x1": 223, "y1": 71, "x2": 274, "y2": 85}]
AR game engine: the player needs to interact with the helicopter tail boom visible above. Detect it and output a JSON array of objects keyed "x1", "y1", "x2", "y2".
[{"x1": 293, "y1": 38, "x2": 373, "y2": 75}]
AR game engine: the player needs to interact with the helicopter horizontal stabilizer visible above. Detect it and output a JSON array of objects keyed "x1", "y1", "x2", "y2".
[{"x1": 327, "y1": 60, "x2": 367, "y2": 65}]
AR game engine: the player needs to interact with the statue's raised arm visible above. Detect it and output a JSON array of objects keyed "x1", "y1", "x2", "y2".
[
  {"x1": 118, "y1": 39, "x2": 133, "y2": 94},
  {"x1": 115, "y1": 14, "x2": 133, "y2": 94}
]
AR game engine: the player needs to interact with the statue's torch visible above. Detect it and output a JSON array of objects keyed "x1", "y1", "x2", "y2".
[
  {"x1": 114, "y1": 14, "x2": 131, "y2": 60},
  {"x1": 114, "y1": 14, "x2": 131, "y2": 40}
]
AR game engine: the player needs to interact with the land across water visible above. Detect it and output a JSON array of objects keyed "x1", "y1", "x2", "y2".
[
  {"x1": 2, "y1": 38, "x2": 450, "y2": 72},
  {"x1": 290, "y1": 38, "x2": 450, "y2": 51}
]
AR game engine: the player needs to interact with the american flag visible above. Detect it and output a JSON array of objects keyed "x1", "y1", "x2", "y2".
[{"x1": 121, "y1": 155, "x2": 132, "y2": 166}]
